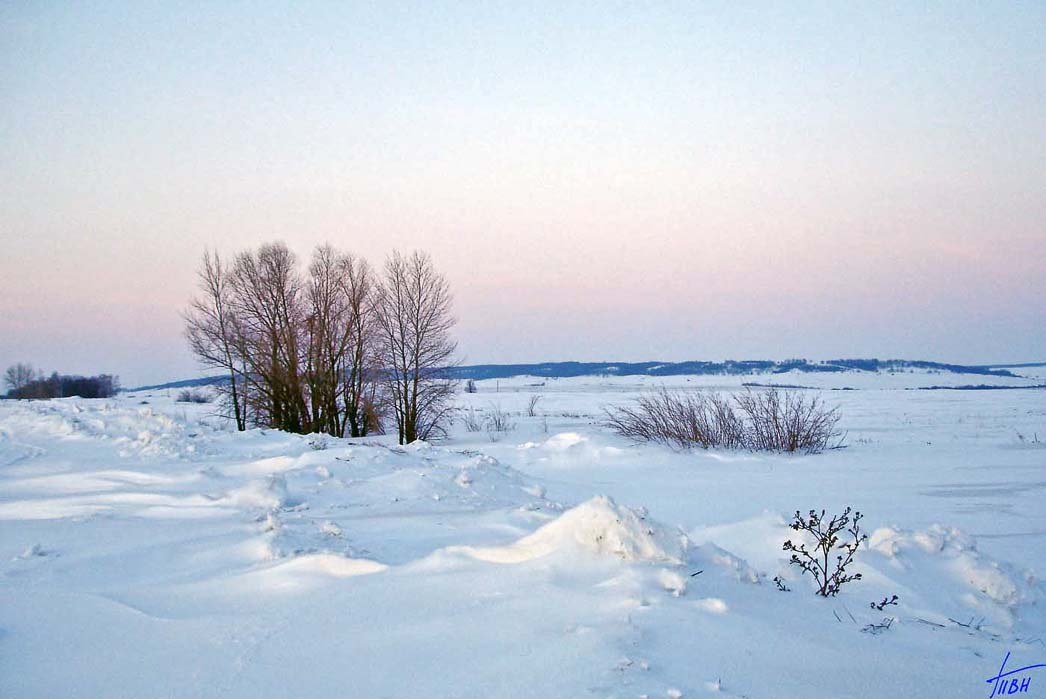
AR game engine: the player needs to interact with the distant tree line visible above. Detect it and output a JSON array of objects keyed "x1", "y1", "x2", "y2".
[
  {"x1": 184, "y1": 242, "x2": 457, "y2": 443},
  {"x1": 3, "y1": 363, "x2": 119, "y2": 399}
]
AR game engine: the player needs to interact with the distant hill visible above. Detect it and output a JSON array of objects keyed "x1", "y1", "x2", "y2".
[
  {"x1": 128, "y1": 358, "x2": 1025, "y2": 391},
  {"x1": 443, "y1": 359, "x2": 1020, "y2": 380},
  {"x1": 129, "y1": 375, "x2": 228, "y2": 392}
]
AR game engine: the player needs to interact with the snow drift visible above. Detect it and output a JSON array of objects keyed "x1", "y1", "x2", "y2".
[{"x1": 448, "y1": 495, "x2": 688, "y2": 564}]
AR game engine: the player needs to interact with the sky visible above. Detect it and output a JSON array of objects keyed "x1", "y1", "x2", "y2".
[{"x1": 1, "y1": 2, "x2": 1044, "y2": 387}]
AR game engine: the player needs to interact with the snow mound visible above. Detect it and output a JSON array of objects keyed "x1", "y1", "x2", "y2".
[
  {"x1": 518, "y1": 432, "x2": 624, "y2": 462},
  {"x1": 234, "y1": 554, "x2": 387, "y2": 592},
  {"x1": 864, "y1": 524, "x2": 1038, "y2": 630},
  {"x1": 264, "y1": 553, "x2": 386, "y2": 578},
  {"x1": 452, "y1": 495, "x2": 688, "y2": 564},
  {"x1": 539, "y1": 432, "x2": 587, "y2": 451}
]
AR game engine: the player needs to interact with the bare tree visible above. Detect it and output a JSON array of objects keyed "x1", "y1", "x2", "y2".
[
  {"x1": 375, "y1": 250, "x2": 457, "y2": 444},
  {"x1": 303, "y1": 245, "x2": 380, "y2": 437},
  {"x1": 305, "y1": 244, "x2": 354, "y2": 435},
  {"x1": 4, "y1": 363, "x2": 36, "y2": 395},
  {"x1": 337, "y1": 251, "x2": 380, "y2": 437},
  {"x1": 184, "y1": 251, "x2": 247, "y2": 430},
  {"x1": 228, "y1": 242, "x2": 310, "y2": 433}
]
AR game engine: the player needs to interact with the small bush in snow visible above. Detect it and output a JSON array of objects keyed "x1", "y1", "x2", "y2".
[
  {"x1": 176, "y1": 389, "x2": 212, "y2": 403},
  {"x1": 464, "y1": 379, "x2": 477, "y2": 394},
  {"x1": 461, "y1": 407, "x2": 484, "y2": 432},
  {"x1": 485, "y1": 404, "x2": 515, "y2": 441},
  {"x1": 782, "y1": 507, "x2": 867, "y2": 597}
]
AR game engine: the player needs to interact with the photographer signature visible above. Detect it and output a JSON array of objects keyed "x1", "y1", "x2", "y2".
[{"x1": 987, "y1": 652, "x2": 1046, "y2": 697}]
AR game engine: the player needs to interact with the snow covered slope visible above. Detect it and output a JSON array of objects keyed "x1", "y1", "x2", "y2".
[{"x1": 1, "y1": 375, "x2": 1044, "y2": 697}]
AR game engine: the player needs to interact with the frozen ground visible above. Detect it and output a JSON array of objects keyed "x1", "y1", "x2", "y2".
[{"x1": 1, "y1": 369, "x2": 1044, "y2": 698}]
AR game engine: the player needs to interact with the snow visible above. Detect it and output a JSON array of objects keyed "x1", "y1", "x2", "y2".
[{"x1": 1, "y1": 370, "x2": 1044, "y2": 697}]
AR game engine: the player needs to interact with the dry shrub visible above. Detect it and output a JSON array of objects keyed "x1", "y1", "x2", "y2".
[
  {"x1": 485, "y1": 403, "x2": 516, "y2": 441},
  {"x1": 734, "y1": 388, "x2": 842, "y2": 453},
  {"x1": 526, "y1": 394, "x2": 542, "y2": 417},
  {"x1": 176, "y1": 389, "x2": 212, "y2": 404},
  {"x1": 461, "y1": 407, "x2": 484, "y2": 432},
  {"x1": 603, "y1": 390, "x2": 743, "y2": 449},
  {"x1": 783, "y1": 507, "x2": 866, "y2": 596},
  {"x1": 604, "y1": 387, "x2": 842, "y2": 453}
]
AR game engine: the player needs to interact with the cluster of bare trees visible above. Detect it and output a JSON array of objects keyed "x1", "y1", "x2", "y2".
[
  {"x1": 3, "y1": 363, "x2": 119, "y2": 399},
  {"x1": 185, "y1": 243, "x2": 456, "y2": 443},
  {"x1": 605, "y1": 387, "x2": 842, "y2": 453}
]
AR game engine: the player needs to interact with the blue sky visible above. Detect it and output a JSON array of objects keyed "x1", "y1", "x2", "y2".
[{"x1": 2, "y1": 2, "x2": 1044, "y2": 385}]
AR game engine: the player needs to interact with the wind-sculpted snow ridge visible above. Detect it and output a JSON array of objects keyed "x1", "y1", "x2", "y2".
[
  {"x1": 225, "y1": 553, "x2": 388, "y2": 593},
  {"x1": 0, "y1": 399, "x2": 225, "y2": 459},
  {"x1": 446, "y1": 495, "x2": 688, "y2": 564},
  {"x1": 243, "y1": 441, "x2": 556, "y2": 561}
]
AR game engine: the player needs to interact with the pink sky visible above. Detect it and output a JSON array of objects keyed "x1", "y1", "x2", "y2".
[{"x1": 2, "y1": 3, "x2": 1044, "y2": 385}]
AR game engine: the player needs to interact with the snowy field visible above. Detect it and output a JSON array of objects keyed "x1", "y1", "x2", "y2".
[{"x1": 1, "y1": 370, "x2": 1045, "y2": 698}]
